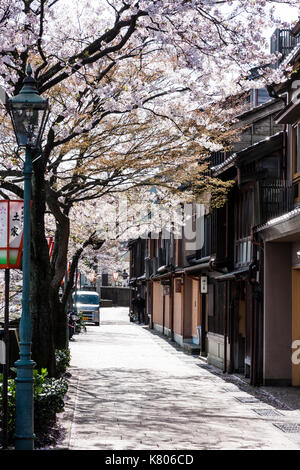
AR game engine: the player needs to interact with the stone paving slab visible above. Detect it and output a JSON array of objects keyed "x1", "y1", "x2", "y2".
[{"x1": 54, "y1": 307, "x2": 300, "y2": 450}]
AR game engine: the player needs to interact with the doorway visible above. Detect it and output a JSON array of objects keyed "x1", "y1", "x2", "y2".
[{"x1": 231, "y1": 280, "x2": 246, "y2": 373}]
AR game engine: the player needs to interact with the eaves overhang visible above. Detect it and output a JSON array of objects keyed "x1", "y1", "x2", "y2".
[
  {"x1": 215, "y1": 266, "x2": 249, "y2": 281},
  {"x1": 275, "y1": 99, "x2": 300, "y2": 124},
  {"x1": 211, "y1": 131, "x2": 283, "y2": 175},
  {"x1": 254, "y1": 207, "x2": 300, "y2": 242},
  {"x1": 235, "y1": 131, "x2": 283, "y2": 165}
]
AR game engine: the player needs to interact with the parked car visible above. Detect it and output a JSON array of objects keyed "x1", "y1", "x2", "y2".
[{"x1": 72, "y1": 290, "x2": 100, "y2": 326}]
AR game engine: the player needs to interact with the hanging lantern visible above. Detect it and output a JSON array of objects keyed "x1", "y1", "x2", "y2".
[
  {"x1": 0, "y1": 200, "x2": 24, "y2": 269},
  {"x1": 7, "y1": 64, "x2": 49, "y2": 149}
]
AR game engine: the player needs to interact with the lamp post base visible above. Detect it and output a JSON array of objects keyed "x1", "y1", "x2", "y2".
[
  {"x1": 15, "y1": 435, "x2": 36, "y2": 451},
  {"x1": 14, "y1": 352, "x2": 36, "y2": 450}
]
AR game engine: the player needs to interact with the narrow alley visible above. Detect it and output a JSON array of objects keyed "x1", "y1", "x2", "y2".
[{"x1": 56, "y1": 308, "x2": 300, "y2": 451}]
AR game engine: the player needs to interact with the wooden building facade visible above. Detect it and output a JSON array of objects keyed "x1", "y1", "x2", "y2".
[{"x1": 128, "y1": 24, "x2": 300, "y2": 387}]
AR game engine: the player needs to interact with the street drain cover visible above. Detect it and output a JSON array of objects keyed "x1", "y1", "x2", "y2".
[
  {"x1": 234, "y1": 396, "x2": 259, "y2": 403},
  {"x1": 253, "y1": 409, "x2": 283, "y2": 417},
  {"x1": 273, "y1": 423, "x2": 300, "y2": 433}
]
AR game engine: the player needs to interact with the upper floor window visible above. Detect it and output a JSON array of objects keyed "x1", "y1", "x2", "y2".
[
  {"x1": 236, "y1": 190, "x2": 253, "y2": 240},
  {"x1": 292, "y1": 124, "x2": 300, "y2": 176},
  {"x1": 291, "y1": 124, "x2": 300, "y2": 204}
]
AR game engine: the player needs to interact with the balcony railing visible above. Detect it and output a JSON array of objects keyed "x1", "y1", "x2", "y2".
[
  {"x1": 259, "y1": 180, "x2": 293, "y2": 225},
  {"x1": 270, "y1": 28, "x2": 300, "y2": 65},
  {"x1": 211, "y1": 205, "x2": 228, "y2": 263},
  {"x1": 210, "y1": 151, "x2": 233, "y2": 168},
  {"x1": 195, "y1": 215, "x2": 211, "y2": 259}
]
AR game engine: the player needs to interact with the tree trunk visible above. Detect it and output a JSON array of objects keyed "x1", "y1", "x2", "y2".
[
  {"x1": 46, "y1": 194, "x2": 71, "y2": 352},
  {"x1": 30, "y1": 159, "x2": 56, "y2": 376},
  {"x1": 51, "y1": 286, "x2": 68, "y2": 351},
  {"x1": 28, "y1": 163, "x2": 105, "y2": 375}
]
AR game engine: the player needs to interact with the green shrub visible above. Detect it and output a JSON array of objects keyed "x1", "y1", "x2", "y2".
[
  {"x1": 55, "y1": 348, "x2": 71, "y2": 376},
  {"x1": 0, "y1": 374, "x2": 17, "y2": 441},
  {"x1": 34, "y1": 370, "x2": 68, "y2": 433},
  {"x1": 0, "y1": 367, "x2": 68, "y2": 446}
]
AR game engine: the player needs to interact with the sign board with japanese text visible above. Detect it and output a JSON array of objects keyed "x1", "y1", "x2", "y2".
[
  {"x1": 0, "y1": 200, "x2": 24, "y2": 269},
  {"x1": 200, "y1": 276, "x2": 208, "y2": 294},
  {"x1": 0, "y1": 339, "x2": 5, "y2": 364},
  {"x1": 175, "y1": 278, "x2": 182, "y2": 293}
]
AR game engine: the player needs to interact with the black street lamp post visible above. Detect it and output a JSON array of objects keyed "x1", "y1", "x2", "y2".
[{"x1": 7, "y1": 64, "x2": 49, "y2": 450}]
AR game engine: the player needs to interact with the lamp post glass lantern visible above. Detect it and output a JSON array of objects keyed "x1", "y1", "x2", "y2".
[
  {"x1": 7, "y1": 64, "x2": 49, "y2": 450},
  {"x1": 8, "y1": 64, "x2": 49, "y2": 149}
]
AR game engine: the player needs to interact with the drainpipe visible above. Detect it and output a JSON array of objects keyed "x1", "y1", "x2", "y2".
[
  {"x1": 170, "y1": 270, "x2": 174, "y2": 341},
  {"x1": 162, "y1": 288, "x2": 165, "y2": 336},
  {"x1": 251, "y1": 288, "x2": 258, "y2": 386},
  {"x1": 223, "y1": 281, "x2": 228, "y2": 373},
  {"x1": 182, "y1": 273, "x2": 185, "y2": 341},
  {"x1": 228, "y1": 282, "x2": 234, "y2": 374},
  {"x1": 149, "y1": 281, "x2": 154, "y2": 330},
  {"x1": 249, "y1": 230, "x2": 261, "y2": 386},
  {"x1": 250, "y1": 284, "x2": 255, "y2": 385},
  {"x1": 200, "y1": 289, "x2": 207, "y2": 356},
  {"x1": 283, "y1": 124, "x2": 287, "y2": 185}
]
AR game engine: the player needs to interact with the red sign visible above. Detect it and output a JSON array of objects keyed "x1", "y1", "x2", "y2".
[
  {"x1": 112, "y1": 272, "x2": 119, "y2": 282},
  {"x1": 61, "y1": 261, "x2": 71, "y2": 286},
  {"x1": 46, "y1": 236, "x2": 54, "y2": 261},
  {"x1": 0, "y1": 200, "x2": 24, "y2": 269}
]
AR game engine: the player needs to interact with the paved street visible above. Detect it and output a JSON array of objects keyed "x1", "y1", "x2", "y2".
[{"x1": 56, "y1": 307, "x2": 300, "y2": 450}]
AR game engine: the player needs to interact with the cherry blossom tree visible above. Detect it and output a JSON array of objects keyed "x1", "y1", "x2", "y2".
[{"x1": 0, "y1": 0, "x2": 298, "y2": 374}]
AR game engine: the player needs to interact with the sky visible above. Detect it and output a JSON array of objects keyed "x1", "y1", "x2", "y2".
[
  {"x1": 265, "y1": 3, "x2": 299, "y2": 37},
  {"x1": 274, "y1": 2, "x2": 299, "y2": 21},
  {"x1": 58, "y1": 0, "x2": 300, "y2": 34}
]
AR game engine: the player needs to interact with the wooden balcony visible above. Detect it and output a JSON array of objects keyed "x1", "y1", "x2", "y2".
[
  {"x1": 210, "y1": 151, "x2": 234, "y2": 168},
  {"x1": 270, "y1": 28, "x2": 300, "y2": 65},
  {"x1": 195, "y1": 215, "x2": 211, "y2": 260},
  {"x1": 259, "y1": 180, "x2": 293, "y2": 225}
]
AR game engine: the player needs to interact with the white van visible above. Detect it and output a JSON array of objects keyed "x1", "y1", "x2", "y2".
[{"x1": 72, "y1": 290, "x2": 100, "y2": 326}]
